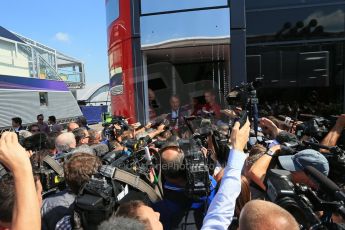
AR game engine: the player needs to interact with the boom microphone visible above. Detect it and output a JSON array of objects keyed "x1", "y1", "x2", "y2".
[
  {"x1": 304, "y1": 166, "x2": 345, "y2": 202},
  {"x1": 91, "y1": 143, "x2": 109, "y2": 157},
  {"x1": 276, "y1": 131, "x2": 298, "y2": 145}
]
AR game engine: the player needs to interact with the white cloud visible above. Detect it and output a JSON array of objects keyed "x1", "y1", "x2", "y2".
[{"x1": 54, "y1": 32, "x2": 70, "y2": 42}]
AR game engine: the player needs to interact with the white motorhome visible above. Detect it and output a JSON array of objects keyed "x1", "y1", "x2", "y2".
[{"x1": 0, "y1": 26, "x2": 85, "y2": 129}]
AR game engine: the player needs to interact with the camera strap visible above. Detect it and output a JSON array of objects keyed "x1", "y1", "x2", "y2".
[
  {"x1": 43, "y1": 155, "x2": 64, "y2": 177},
  {"x1": 112, "y1": 168, "x2": 162, "y2": 202}
]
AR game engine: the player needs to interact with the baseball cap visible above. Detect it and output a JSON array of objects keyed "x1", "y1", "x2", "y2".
[{"x1": 278, "y1": 149, "x2": 329, "y2": 176}]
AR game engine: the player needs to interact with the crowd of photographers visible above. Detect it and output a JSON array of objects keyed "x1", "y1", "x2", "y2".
[{"x1": 1, "y1": 88, "x2": 345, "y2": 230}]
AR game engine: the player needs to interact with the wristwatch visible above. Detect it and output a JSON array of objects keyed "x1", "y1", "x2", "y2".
[{"x1": 265, "y1": 149, "x2": 275, "y2": 157}]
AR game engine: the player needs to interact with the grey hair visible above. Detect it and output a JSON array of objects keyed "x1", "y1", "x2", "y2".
[
  {"x1": 56, "y1": 143, "x2": 72, "y2": 153},
  {"x1": 98, "y1": 216, "x2": 145, "y2": 230},
  {"x1": 55, "y1": 132, "x2": 76, "y2": 153}
]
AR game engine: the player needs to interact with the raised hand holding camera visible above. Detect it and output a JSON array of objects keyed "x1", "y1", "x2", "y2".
[{"x1": 230, "y1": 118, "x2": 250, "y2": 152}]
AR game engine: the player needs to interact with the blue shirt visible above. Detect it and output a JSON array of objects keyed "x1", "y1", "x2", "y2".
[
  {"x1": 154, "y1": 176, "x2": 217, "y2": 229},
  {"x1": 202, "y1": 149, "x2": 247, "y2": 230}
]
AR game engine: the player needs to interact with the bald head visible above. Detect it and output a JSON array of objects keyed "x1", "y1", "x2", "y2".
[
  {"x1": 161, "y1": 147, "x2": 185, "y2": 181},
  {"x1": 55, "y1": 132, "x2": 76, "y2": 153},
  {"x1": 239, "y1": 200, "x2": 299, "y2": 230},
  {"x1": 67, "y1": 122, "x2": 79, "y2": 132}
]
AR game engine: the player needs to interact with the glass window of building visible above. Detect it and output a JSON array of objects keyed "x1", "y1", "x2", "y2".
[
  {"x1": 141, "y1": 6, "x2": 230, "y2": 119},
  {"x1": 106, "y1": 0, "x2": 119, "y2": 27},
  {"x1": 247, "y1": 0, "x2": 344, "y2": 10},
  {"x1": 141, "y1": 0, "x2": 228, "y2": 14},
  {"x1": 141, "y1": 8, "x2": 230, "y2": 46},
  {"x1": 39, "y1": 92, "x2": 48, "y2": 106},
  {"x1": 247, "y1": 5, "x2": 345, "y2": 43}
]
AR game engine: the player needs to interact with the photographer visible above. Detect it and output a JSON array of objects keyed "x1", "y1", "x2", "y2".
[
  {"x1": 202, "y1": 121, "x2": 300, "y2": 230},
  {"x1": 321, "y1": 114, "x2": 345, "y2": 150},
  {"x1": 0, "y1": 132, "x2": 41, "y2": 230},
  {"x1": 41, "y1": 153, "x2": 101, "y2": 230},
  {"x1": 202, "y1": 120, "x2": 249, "y2": 229},
  {"x1": 154, "y1": 141, "x2": 217, "y2": 229},
  {"x1": 249, "y1": 146, "x2": 329, "y2": 191}
]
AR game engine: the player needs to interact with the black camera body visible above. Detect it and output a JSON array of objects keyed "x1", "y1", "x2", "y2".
[
  {"x1": 122, "y1": 135, "x2": 152, "y2": 152},
  {"x1": 266, "y1": 169, "x2": 345, "y2": 229},
  {"x1": 103, "y1": 116, "x2": 129, "y2": 140},
  {"x1": 227, "y1": 81, "x2": 260, "y2": 131},
  {"x1": 266, "y1": 169, "x2": 324, "y2": 229},
  {"x1": 181, "y1": 139, "x2": 211, "y2": 200},
  {"x1": 74, "y1": 165, "x2": 125, "y2": 230},
  {"x1": 37, "y1": 167, "x2": 65, "y2": 196},
  {"x1": 296, "y1": 117, "x2": 333, "y2": 140}
]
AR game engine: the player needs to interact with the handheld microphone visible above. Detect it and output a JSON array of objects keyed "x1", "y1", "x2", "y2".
[
  {"x1": 91, "y1": 143, "x2": 109, "y2": 157},
  {"x1": 276, "y1": 131, "x2": 298, "y2": 144},
  {"x1": 304, "y1": 166, "x2": 345, "y2": 202},
  {"x1": 144, "y1": 146, "x2": 152, "y2": 165}
]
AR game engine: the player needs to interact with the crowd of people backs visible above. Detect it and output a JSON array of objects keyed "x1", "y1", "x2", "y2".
[{"x1": 0, "y1": 92, "x2": 345, "y2": 230}]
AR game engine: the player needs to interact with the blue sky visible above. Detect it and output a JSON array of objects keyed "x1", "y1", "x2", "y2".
[
  {"x1": 0, "y1": 0, "x2": 231, "y2": 84},
  {"x1": 0, "y1": 0, "x2": 108, "y2": 85}
]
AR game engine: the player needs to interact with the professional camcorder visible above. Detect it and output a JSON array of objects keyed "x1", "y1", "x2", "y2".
[
  {"x1": 185, "y1": 149, "x2": 210, "y2": 199},
  {"x1": 74, "y1": 147, "x2": 162, "y2": 229},
  {"x1": 73, "y1": 165, "x2": 127, "y2": 230},
  {"x1": 179, "y1": 139, "x2": 211, "y2": 200},
  {"x1": 102, "y1": 115, "x2": 129, "y2": 140},
  {"x1": 122, "y1": 135, "x2": 152, "y2": 152},
  {"x1": 303, "y1": 141, "x2": 345, "y2": 185},
  {"x1": 266, "y1": 168, "x2": 345, "y2": 229},
  {"x1": 296, "y1": 117, "x2": 334, "y2": 140}
]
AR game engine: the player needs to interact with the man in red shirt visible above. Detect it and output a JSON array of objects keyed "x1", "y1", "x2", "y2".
[{"x1": 203, "y1": 90, "x2": 221, "y2": 119}]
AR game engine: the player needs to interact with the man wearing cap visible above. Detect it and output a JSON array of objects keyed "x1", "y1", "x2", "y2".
[
  {"x1": 278, "y1": 149, "x2": 329, "y2": 188},
  {"x1": 249, "y1": 147, "x2": 329, "y2": 191},
  {"x1": 153, "y1": 140, "x2": 217, "y2": 230}
]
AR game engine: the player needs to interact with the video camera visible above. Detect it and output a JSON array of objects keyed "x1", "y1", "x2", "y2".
[
  {"x1": 30, "y1": 152, "x2": 66, "y2": 197},
  {"x1": 226, "y1": 80, "x2": 260, "y2": 135},
  {"x1": 74, "y1": 147, "x2": 162, "y2": 229},
  {"x1": 183, "y1": 116, "x2": 213, "y2": 148},
  {"x1": 179, "y1": 139, "x2": 211, "y2": 200},
  {"x1": 73, "y1": 165, "x2": 126, "y2": 230},
  {"x1": 266, "y1": 168, "x2": 345, "y2": 229},
  {"x1": 102, "y1": 114, "x2": 129, "y2": 140},
  {"x1": 302, "y1": 141, "x2": 345, "y2": 185},
  {"x1": 122, "y1": 135, "x2": 152, "y2": 152},
  {"x1": 296, "y1": 117, "x2": 334, "y2": 141}
]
